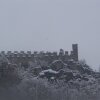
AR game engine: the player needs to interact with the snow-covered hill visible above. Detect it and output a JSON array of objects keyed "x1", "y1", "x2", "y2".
[{"x1": 0, "y1": 58, "x2": 100, "y2": 100}]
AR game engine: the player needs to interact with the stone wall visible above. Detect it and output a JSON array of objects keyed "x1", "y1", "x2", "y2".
[{"x1": 0, "y1": 44, "x2": 78, "y2": 65}]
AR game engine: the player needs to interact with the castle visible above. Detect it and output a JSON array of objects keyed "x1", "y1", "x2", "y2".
[{"x1": 0, "y1": 44, "x2": 78, "y2": 66}]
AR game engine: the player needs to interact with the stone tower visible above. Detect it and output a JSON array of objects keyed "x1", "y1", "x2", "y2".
[{"x1": 72, "y1": 44, "x2": 78, "y2": 61}]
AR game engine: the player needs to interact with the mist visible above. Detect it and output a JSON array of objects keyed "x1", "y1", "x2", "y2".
[{"x1": 0, "y1": 0, "x2": 100, "y2": 70}]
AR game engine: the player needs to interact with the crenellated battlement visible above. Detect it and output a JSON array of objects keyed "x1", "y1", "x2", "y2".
[{"x1": 0, "y1": 44, "x2": 78, "y2": 64}]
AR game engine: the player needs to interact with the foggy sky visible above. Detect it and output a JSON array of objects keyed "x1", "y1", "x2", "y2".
[{"x1": 0, "y1": 0, "x2": 100, "y2": 70}]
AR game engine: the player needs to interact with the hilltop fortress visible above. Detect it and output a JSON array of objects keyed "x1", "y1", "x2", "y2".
[{"x1": 0, "y1": 44, "x2": 78, "y2": 66}]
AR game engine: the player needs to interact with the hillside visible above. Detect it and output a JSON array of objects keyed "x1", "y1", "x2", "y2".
[{"x1": 0, "y1": 55, "x2": 100, "y2": 100}]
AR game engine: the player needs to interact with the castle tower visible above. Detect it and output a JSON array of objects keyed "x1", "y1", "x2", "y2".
[
  {"x1": 59, "y1": 49, "x2": 64, "y2": 56},
  {"x1": 72, "y1": 44, "x2": 78, "y2": 61}
]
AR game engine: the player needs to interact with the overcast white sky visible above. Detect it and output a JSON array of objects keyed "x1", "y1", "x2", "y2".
[{"x1": 0, "y1": 0, "x2": 100, "y2": 70}]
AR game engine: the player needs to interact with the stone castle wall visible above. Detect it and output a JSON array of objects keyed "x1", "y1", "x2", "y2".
[{"x1": 0, "y1": 44, "x2": 78, "y2": 65}]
